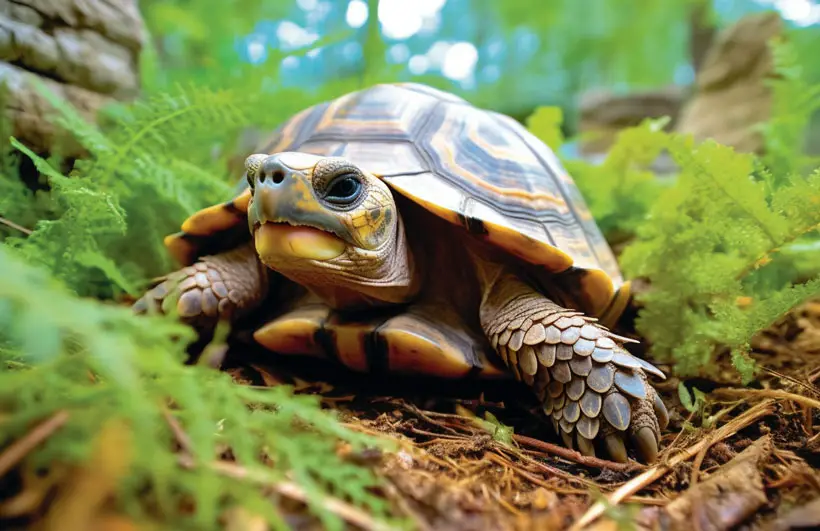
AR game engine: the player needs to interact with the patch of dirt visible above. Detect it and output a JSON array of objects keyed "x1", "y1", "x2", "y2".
[
  {"x1": 214, "y1": 298, "x2": 820, "y2": 530},
  {"x1": 2, "y1": 299, "x2": 819, "y2": 530}
]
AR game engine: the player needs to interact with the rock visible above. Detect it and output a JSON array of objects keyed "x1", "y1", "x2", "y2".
[
  {"x1": 675, "y1": 12, "x2": 784, "y2": 154},
  {"x1": 577, "y1": 86, "x2": 687, "y2": 157},
  {"x1": 0, "y1": 0, "x2": 144, "y2": 158}
]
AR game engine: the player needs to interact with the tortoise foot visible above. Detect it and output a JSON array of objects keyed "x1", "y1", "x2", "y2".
[
  {"x1": 132, "y1": 244, "x2": 267, "y2": 330},
  {"x1": 486, "y1": 299, "x2": 669, "y2": 463},
  {"x1": 132, "y1": 261, "x2": 238, "y2": 328}
]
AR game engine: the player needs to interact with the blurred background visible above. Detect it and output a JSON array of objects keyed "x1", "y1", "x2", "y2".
[
  {"x1": 3, "y1": 0, "x2": 819, "y2": 172},
  {"x1": 137, "y1": 0, "x2": 820, "y2": 152}
]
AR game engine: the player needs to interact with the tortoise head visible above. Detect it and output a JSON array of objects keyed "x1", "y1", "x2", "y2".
[{"x1": 244, "y1": 151, "x2": 419, "y2": 308}]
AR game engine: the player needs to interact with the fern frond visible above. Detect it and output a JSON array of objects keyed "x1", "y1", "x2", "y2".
[
  {"x1": 759, "y1": 36, "x2": 820, "y2": 180},
  {"x1": 620, "y1": 134, "x2": 820, "y2": 378},
  {"x1": 0, "y1": 244, "x2": 400, "y2": 530}
]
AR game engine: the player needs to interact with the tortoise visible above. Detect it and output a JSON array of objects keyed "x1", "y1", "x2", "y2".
[{"x1": 133, "y1": 82, "x2": 669, "y2": 463}]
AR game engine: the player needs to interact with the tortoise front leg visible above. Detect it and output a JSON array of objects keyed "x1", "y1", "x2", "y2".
[
  {"x1": 478, "y1": 270, "x2": 669, "y2": 463},
  {"x1": 133, "y1": 242, "x2": 269, "y2": 330}
]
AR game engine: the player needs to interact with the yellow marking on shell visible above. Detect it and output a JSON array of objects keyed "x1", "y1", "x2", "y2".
[
  {"x1": 254, "y1": 302, "x2": 510, "y2": 379},
  {"x1": 381, "y1": 315, "x2": 474, "y2": 377},
  {"x1": 598, "y1": 280, "x2": 630, "y2": 329},
  {"x1": 180, "y1": 189, "x2": 251, "y2": 235},
  {"x1": 277, "y1": 151, "x2": 324, "y2": 171},
  {"x1": 315, "y1": 92, "x2": 356, "y2": 130},
  {"x1": 384, "y1": 176, "x2": 574, "y2": 271},
  {"x1": 314, "y1": 90, "x2": 414, "y2": 135},
  {"x1": 431, "y1": 116, "x2": 569, "y2": 211},
  {"x1": 323, "y1": 315, "x2": 370, "y2": 372},
  {"x1": 261, "y1": 107, "x2": 313, "y2": 154},
  {"x1": 578, "y1": 269, "x2": 618, "y2": 318},
  {"x1": 253, "y1": 305, "x2": 328, "y2": 357},
  {"x1": 164, "y1": 232, "x2": 197, "y2": 266}
]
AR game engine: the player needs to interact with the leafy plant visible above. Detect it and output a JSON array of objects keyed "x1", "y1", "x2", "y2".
[
  {"x1": 527, "y1": 38, "x2": 820, "y2": 382},
  {"x1": 0, "y1": 241, "x2": 399, "y2": 530},
  {"x1": 0, "y1": 43, "x2": 401, "y2": 531}
]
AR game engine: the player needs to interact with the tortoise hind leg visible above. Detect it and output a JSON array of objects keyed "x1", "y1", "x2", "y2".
[
  {"x1": 478, "y1": 269, "x2": 669, "y2": 463},
  {"x1": 133, "y1": 242, "x2": 269, "y2": 330},
  {"x1": 254, "y1": 298, "x2": 506, "y2": 378}
]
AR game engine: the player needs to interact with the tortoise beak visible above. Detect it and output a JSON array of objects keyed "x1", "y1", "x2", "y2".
[{"x1": 247, "y1": 155, "x2": 348, "y2": 261}]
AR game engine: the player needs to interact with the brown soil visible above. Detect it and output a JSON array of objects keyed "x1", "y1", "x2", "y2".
[
  {"x1": 1, "y1": 299, "x2": 818, "y2": 531},
  {"x1": 217, "y1": 298, "x2": 820, "y2": 531}
]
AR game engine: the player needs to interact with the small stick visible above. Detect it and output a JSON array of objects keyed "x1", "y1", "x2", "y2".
[
  {"x1": 0, "y1": 411, "x2": 70, "y2": 477},
  {"x1": 712, "y1": 388, "x2": 820, "y2": 409},
  {"x1": 689, "y1": 433, "x2": 713, "y2": 486},
  {"x1": 0, "y1": 216, "x2": 32, "y2": 235},
  {"x1": 569, "y1": 400, "x2": 775, "y2": 531},
  {"x1": 513, "y1": 434, "x2": 643, "y2": 473},
  {"x1": 163, "y1": 409, "x2": 194, "y2": 455},
  {"x1": 498, "y1": 444, "x2": 598, "y2": 488},
  {"x1": 178, "y1": 456, "x2": 394, "y2": 531}
]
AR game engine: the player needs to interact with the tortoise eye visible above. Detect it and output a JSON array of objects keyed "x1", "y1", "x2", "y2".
[{"x1": 324, "y1": 173, "x2": 363, "y2": 205}]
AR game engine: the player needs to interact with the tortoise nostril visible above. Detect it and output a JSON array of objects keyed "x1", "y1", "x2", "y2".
[{"x1": 257, "y1": 170, "x2": 286, "y2": 185}]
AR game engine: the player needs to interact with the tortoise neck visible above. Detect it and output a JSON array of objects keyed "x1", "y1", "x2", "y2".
[{"x1": 302, "y1": 214, "x2": 422, "y2": 312}]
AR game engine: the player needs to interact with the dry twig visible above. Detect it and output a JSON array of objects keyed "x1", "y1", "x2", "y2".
[
  {"x1": 569, "y1": 399, "x2": 776, "y2": 531},
  {"x1": 0, "y1": 410, "x2": 70, "y2": 476},
  {"x1": 0, "y1": 216, "x2": 32, "y2": 235},
  {"x1": 514, "y1": 434, "x2": 643, "y2": 473},
  {"x1": 713, "y1": 388, "x2": 820, "y2": 409},
  {"x1": 178, "y1": 456, "x2": 395, "y2": 531}
]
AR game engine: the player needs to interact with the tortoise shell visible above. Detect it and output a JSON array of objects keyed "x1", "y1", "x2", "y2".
[{"x1": 165, "y1": 83, "x2": 629, "y2": 325}]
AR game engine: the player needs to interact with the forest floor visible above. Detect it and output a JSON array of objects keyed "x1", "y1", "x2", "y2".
[
  {"x1": 223, "y1": 298, "x2": 820, "y2": 531},
  {"x1": 2, "y1": 299, "x2": 818, "y2": 531}
]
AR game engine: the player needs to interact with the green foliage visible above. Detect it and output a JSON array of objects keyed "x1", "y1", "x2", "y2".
[
  {"x1": 1, "y1": 83, "x2": 249, "y2": 298},
  {"x1": 0, "y1": 75, "x2": 362, "y2": 299},
  {"x1": 617, "y1": 38, "x2": 820, "y2": 379},
  {"x1": 527, "y1": 38, "x2": 820, "y2": 381},
  {"x1": 0, "y1": 243, "x2": 399, "y2": 530},
  {"x1": 0, "y1": 37, "x2": 402, "y2": 529},
  {"x1": 677, "y1": 382, "x2": 707, "y2": 414},
  {"x1": 620, "y1": 133, "x2": 820, "y2": 379},
  {"x1": 759, "y1": 36, "x2": 820, "y2": 180}
]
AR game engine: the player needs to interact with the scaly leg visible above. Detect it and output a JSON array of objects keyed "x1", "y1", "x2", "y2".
[
  {"x1": 479, "y1": 269, "x2": 669, "y2": 463},
  {"x1": 133, "y1": 243, "x2": 269, "y2": 329}
]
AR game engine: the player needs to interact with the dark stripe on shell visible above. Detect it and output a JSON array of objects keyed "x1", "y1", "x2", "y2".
[
  {"x1": 365, "y1": 318, "x2": 393, "y2": 374},
  {"x1": 313, "y1": 312, "x2": 340, "y2": 362},
  {"x1": 456, "y1": 212, "x2": 489, "y2": 235},
  {"x1": 175, "y1": 222, "x2": 252, "y2": 264}
]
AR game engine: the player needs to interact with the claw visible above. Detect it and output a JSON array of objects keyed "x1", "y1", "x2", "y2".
[
  {"x1": 577, "y1": 435, "x2": 596, "y2": 457},
  {"x1": 653, "y1": 391, "x2": 670, "y2": 430},
  {"x1": 132, "y1": 298, "x2": 148, "y2": 313},
  {"x1": 632, "y1": 427, "x2": 659, "y2": 463},
  {"x1": 604, "y1": 434, "x2": 627, "y2": 463}
]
